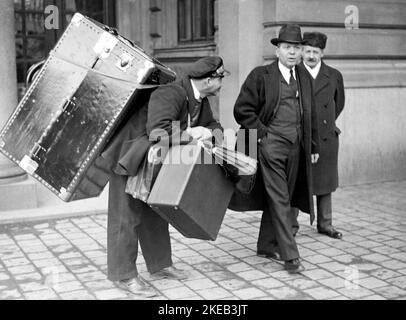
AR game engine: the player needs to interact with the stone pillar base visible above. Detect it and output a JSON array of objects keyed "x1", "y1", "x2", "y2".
[{"x1": 0, "y1": 178, "x2": 38, "y2": 211}]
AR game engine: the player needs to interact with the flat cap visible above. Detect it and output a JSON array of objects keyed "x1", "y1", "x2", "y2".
[
  {"x1": 303, "y1": 32, "x2": 327, "y2": 49},
  {"x1": 187, "y1": 56, "x2": 230, "y2": 79}
]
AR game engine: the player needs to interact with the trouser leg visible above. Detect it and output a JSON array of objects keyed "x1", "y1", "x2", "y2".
[
  {"x1": 137, "y1": 208, "x2": 172, "y2": 274},
  {"x1": 107, "y1": 173, "x2": 140, "y2": 281},
  {"x1": 257, "y1": 134, "x2": 300, "y2": 261},
  {"x1": 317, "y1": 193, "x2": 333, "y2": 230},
  {"x1": 291, "y1": 207, "x2": 299, "y2": 235}
]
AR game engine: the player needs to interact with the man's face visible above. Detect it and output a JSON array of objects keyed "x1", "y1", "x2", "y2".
[
  {"x1": 276, "y1": 42, "x2": 302, "y2": 68},
  {"x1": 303, "y1": 45, "x2": 324, "y2": 68},
  {"x1": 204, "y1": 77, "x2": 223, "y2": 97}
]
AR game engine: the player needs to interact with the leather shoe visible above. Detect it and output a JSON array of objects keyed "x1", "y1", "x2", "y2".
[
  {"x1": 257, "y1": 250, "x2": 281, "y2": 261},
  {"x1": 150, "y1": 265, "x2": 189, "y2": 281},
  {"x1": 116, "y1": 276, "x2": 158, "y2": 297},
  {"x1": 318, "y1": 227, "x2": 342, "y2": 239},
  {"x1": 284, "y1": 258, "x2": 305, "y2": 274}
]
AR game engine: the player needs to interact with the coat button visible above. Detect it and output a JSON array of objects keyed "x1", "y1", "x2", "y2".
[{"x1": 323, "y1": 120, "x2": 327, "y2": 124}]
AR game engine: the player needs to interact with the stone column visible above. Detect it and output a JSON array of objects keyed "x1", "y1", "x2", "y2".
[
  {"x1": 218, "y1": 0, "x2": 264, "y2": 148},
  {"x1": 0, "y1": 0, "x2": 26, "y2": 184}
]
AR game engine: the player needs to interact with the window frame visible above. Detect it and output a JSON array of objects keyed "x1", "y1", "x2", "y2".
[{"x1": 177, "y1": 0, "x2": 215, "y2": 44}]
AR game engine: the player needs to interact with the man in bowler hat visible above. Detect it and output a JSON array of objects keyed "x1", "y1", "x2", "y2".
[
  {"x1": 102, "y1": 56, "x2": 228, "y2": 296},
  {"x1": 291, "y1": 32, "x2": 345, "y2": 239},
  {"x1": 233, "y1": 24, "x2": 320, "y2": 273}
]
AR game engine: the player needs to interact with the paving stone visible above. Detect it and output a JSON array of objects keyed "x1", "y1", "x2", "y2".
[
  {"x1": 386, "y1": 276, "x2": 406, "y2": 289},
  {"x1": 380, "y1": 260, "x2": 406, "y2": 270},
  {"x1": 318, "y1": 261, "x2": 346, "y2": 272},
  {"x1": 0, "y1": 289, "x2": 22, "y2": 299},
  {"x1": 284, "y1": 278, "x2": 319, "y2": 290},
  {"x1": 173, "y1": 249, "x2": 200, "y2": 258},
  {"x1": 162, "y1": 286, "x2": 196, "y2": 299},
  {"x1": 233, "y1": 287, "x2": 267, "y2": 299},
  {"x1": 225, "y1": 262, "x2": 252, "y2": 273},
  {"x1": 205, "y1": 270, "x2": 234, "y2": 282},
  {"x1": 199, "y1": 248, "x2": 229, "y2": 258},
  {"x1": 237, "y1": 270, "x2": 268, "y2": 281},
  {"x1": 391, "y1": 252, "x2": 406, "y2": 262},
  {"x1": 2, "y1": 257, "x2": 31, "y2": 267},
  {"x1": 8, "y1": 265, "x2": 37, "y2": 275},
  {"x1": 317, "y1": 277, "x2": 346, "y2": 289},
  {"x1": 14, "y1": 272, "x2": 42, "y2": 282},
  {"x1": 371, "y1": 286, "x2": 406, "y2": 299},
  {"x1": 358, "y1": 277, "x2": 389, "y2": 289},
  {"x1": 267, "y1": 286, "x2": 307, "y2": 300},
  {"x1": 333, "y1": 254, "x2": 356, "y2": 264},
  {"x1": 85, "y1": 280, "x2": 115, "y2": 290},
  {"x1": 0, "y1": 272, "x2": 10, "y2": 281},
  {"x1": 60, "y1": 290, "x2": 95, "y2": 300},
  {"x1": 301, "y1": 269, "x2": 334, "y2": 280},
  {"x1": 19, "y1": 281, "x2": 49, "y2": 292},
  {"x1": 305, "y1": 254, "x2": 332, "y2": 264},
  {"x1": 184, "y1": 278, "x2": 217, "y2": 290},
  {"x1": 150, "y1": 278, "x2": 184, "y2": 290},
  {"x1": 304, "y1": 286, "x2": 340, "y2": 300},
  {"x1": 360, "y1": 295, "x2": 386, "y2": 300},
  {"x1": 369, "y1": 268, "x2": 401, "y2": 280},
  {"x1": 361, "y1": 253, "x2": 391, "y2": 263},
  {"x1": 197, "y1": 287, "x2": 232, "y2": 300},
  {"x1": 338, "y1": 287, "x2": 374, "y2": 299},
  {"x1": 24, "y1": 289, "x2": 58, "y2": 300},
  {"x1": 214, "y1": 255, "x2": 244, "y2": 266},
  {"x1": 53, "y1": 280, "x2": 84, "y2": 293},
  {"x1": 317, "y1": 248, "x2": 346, "y2": 257},
  {"x1": 219, "y1": 278, "x2": 250, "y2": 291}
]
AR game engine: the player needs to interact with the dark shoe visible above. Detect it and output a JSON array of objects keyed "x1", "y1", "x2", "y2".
[
  {"x1": 284, "y1": 258, "x2": 305, "y2": 274},
  {"x1": 116, "y1": 276, "x2": 158, "y2": 297},
  {"x1": 150, "y1": 266, "x2": 189, "y2": 281},
  {"x1": 257, "y1": 250, "x2": 281, "y2": 261},
  {"x1": 318, "y1": 227, "x2": 343, "y2": 239}
]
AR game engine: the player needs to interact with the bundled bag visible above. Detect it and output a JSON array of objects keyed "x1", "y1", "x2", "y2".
[
  {"x1": 199, "y1": 141, "x2": 258, "y2": 194},
  {"x1": 125, "y1": 144, "x2": 168, "y2": 202}
]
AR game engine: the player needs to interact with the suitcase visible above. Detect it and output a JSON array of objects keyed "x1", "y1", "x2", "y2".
[
  {"x1": 0, "y1": 13, "x2": 176, "y2": 202},
  {"x1": 147, "y1": 144, "x2": 235, "y2": 241}
]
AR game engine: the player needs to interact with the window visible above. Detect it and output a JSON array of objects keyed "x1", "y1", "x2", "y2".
[
  {"x1": 178, "y1": 0, "x2": 215, "y2": 43},
  {"x1": 14, "y1": 0, "x2": 116, "y2": 86}
]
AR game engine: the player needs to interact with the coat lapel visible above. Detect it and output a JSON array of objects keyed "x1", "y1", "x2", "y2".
[
  {"x1": 181, "y1": 77, "x2": 201, "y2": 126},
  {"x1": 314, "y1": 61, "x2": 330, "y2": 95},
  {"x1": 263, "y1": 61, "x2": 280, "y2": 124}
]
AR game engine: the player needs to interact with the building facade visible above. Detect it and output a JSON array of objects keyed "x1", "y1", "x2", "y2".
[{"x1": 1, "y1": 0, "x2": 405, "y2": 210}]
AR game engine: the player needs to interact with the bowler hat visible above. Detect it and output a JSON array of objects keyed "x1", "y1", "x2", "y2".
[
  {"x1": 270, "y1": 24, "x2": 304, "y2": 46},
  {"x1": 187, "y1": 56, "x2": 230, "y2": 79},
  {"x1": 303, "y1": 32, "x2": 327, "y2": 49}
]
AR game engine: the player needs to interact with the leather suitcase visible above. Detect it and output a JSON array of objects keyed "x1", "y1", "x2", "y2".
[
  {"x1": 147, "y1": 144, "x2": 235, "y2": 241},
  {"x1": 0, "y1": 13, "x2": 176, "y2": 201}
]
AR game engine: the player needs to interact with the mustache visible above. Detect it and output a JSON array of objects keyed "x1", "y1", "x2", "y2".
[{"x1": 306, "y1": 58, "x2": 317, "y2": 62}]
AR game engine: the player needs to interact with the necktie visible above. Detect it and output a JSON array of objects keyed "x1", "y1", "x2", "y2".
[{"x1": 289, "y1": 68, "x2": 296, "y2": 86}]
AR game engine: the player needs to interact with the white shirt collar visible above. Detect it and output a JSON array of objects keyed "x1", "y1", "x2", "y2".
[
  {"x1": 190, "y1": 79, "x2": 202, "y2": 101},
  {"x1": 304, "y1": 61, "x2": 321, "y2": 79},
  {"x1": 278, "y1": 61, "x2": 296, "y2": 84}
]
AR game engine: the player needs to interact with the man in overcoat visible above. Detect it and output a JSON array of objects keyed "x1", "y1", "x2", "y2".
[
  {"x1": 101, "y1": 56, "x2": 227, "y2": 296},
  {"x1": 292, "y1": 32, "x2": 345, "y2": 239},
  {"x1": 232, "y1": 24, "x2": 320, "y2": 273}
]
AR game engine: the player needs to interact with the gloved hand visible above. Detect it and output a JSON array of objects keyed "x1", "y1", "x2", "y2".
[{"x1": 186, "y1": 126, "x2": 212, "y2": 141}]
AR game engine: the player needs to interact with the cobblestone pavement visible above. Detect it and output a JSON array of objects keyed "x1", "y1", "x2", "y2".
[{"x1": 0, "y1": 181, "x2": 405, "y2": 300}]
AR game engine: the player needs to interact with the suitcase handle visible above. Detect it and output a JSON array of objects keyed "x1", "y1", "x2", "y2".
[{"x1": 103, "y1": 26, "x2": 136, "y2": 48}]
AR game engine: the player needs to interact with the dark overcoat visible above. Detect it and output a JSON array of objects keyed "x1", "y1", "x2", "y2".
[
  {"x1": 301, "y1": 61, "x2": 345, "y2": 195},
  {"x1": 229, "y1": 61, "x2": 320, "y2": 223},
  {"x1": 100, "y1": 77, "x2": 222, "y2": 225}
]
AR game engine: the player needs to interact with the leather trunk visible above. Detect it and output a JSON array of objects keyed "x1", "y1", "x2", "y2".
[
  {"x1": 0, "y1": 13, "x2": 176, "y2": 202},
  {"x1": 147, "y1": 144, "x2": 235, "y2": 241}
]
